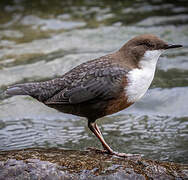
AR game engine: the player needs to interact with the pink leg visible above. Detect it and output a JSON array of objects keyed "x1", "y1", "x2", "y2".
[
  {"x1": 88, "y1": 122, "x2": 113, "y2": 153},
  {"x1": 88, "y1": 122, "x2": 141, "y2": 158}
]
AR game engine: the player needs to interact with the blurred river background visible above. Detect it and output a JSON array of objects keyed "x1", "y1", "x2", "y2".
[{"x1": 0, "y1": 0, "x2": 188, "y2": 163}]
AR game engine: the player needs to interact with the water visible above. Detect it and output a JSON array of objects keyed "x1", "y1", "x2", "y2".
[{"x1": 0, "y1": 0, "x2": 188, "y2": 164}]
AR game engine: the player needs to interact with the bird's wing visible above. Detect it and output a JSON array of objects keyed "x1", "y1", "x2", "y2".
[{"x1": 45, "y1": 65, "x2": 129, "y2": 105}]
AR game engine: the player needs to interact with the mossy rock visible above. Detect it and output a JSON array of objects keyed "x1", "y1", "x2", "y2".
[{"x1": 0, "y1": 148, "x2": 187, "y2": 180}]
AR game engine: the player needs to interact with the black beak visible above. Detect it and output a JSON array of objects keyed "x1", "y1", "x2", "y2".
[{"x1": 165, "y1": 44, "x2": 183, "y2": 49}]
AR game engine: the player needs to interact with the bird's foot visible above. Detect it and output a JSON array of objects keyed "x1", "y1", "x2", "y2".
[
  {"x1": 87, "y1": 147, "x2": 141, "y2": 159},
  {"x1": 111, "y1": 151, "x2": 142, "y2": 159}
]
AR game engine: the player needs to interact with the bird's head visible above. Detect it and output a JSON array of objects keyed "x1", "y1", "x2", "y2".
[{"x1": 120, "y1": 34, "x2": 182, "y2": 68}]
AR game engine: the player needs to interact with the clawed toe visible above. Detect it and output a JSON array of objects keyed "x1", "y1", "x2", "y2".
[{"x1": 112, "y1": 152, "x2": 142, "y2": 159}]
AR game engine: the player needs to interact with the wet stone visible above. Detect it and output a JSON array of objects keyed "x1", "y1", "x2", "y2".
[{"x1": 0, "y1": 148, "x2": 187, "y2": 180}]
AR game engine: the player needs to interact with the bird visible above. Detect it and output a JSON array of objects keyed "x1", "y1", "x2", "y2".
[{"x1": 6, "y1": 34, "x2": 182, "y2": 158}]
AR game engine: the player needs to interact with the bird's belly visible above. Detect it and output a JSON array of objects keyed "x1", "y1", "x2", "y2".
[
  {"x1": 47, "y1": 96, "x2": 131, "y2": 119},
  {"x1": 104, "y1": 91, "x2": 133, "y2": 115},
  {"x1": 125, "y1": 67, "x2": 155, "y2": 103},
  {"x1": 47, "y1": 102, "x2": 107, "y2": 119}
]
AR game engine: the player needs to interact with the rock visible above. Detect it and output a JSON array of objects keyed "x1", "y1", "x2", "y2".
[{"x1": 0, "y1": 148, "x2": 187, "y2": 180}]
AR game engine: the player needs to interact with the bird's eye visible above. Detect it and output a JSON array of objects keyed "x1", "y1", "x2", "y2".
[{"x1": 147, "y1": 43, "x2": 155, "y2": 48}]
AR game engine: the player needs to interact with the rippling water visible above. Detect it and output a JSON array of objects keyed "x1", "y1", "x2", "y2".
[{"x1": 0, "y1": 0, "x2": 188, "y2": 164}]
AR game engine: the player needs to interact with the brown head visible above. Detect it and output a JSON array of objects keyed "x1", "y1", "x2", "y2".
[{"x1": 119, "y1": 34, "x2": 182, "y2": 68}]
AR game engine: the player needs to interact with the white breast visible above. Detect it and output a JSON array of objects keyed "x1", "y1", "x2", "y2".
[{"x1": 125, "y1": 50, "x2": 164, "y2": 103}]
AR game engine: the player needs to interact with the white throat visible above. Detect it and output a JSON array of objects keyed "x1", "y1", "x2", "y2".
[{"x1": 126, "y1": 50, "x2": 164, "y2": 103}]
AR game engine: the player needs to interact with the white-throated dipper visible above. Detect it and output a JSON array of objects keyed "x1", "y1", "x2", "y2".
[{"x1": 6, "y1": 34, "x2": 182, "y2": 157}]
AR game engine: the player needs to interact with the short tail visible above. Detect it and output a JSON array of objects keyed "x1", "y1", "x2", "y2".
[
  {"x1": 5, "y1": 80, "x2": 62, "y2": 101},
  {"x1": 6, "y1": 84, "x2": 30, "y2": 96}
]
